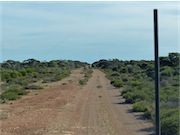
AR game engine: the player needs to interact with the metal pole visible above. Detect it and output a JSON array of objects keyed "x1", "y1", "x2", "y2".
[{"x1": 154, "y1": 9, "x2": 160, "y2": 135}]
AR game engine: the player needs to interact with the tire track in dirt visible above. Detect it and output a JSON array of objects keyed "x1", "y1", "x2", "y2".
[
  {"x1": 48, "y1": 69, "x2": 155, "y2": 135},
  {"x1": 1, "y1": 69, "x2": 155, "y2": 135}
]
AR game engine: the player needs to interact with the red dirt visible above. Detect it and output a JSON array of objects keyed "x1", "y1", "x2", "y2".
[{"x1": 0, "y1": 69, "x2": 155, "y2": 135}]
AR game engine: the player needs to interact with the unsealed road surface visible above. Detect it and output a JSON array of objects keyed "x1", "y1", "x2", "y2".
[{"x1": 1, "y1": 69, "x2": 154, "y2": 135}]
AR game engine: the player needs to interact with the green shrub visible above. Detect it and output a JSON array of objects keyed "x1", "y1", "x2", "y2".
[
  {"x1": 42, "y1": 77, "x2": 59, "y2": 83},
  {"x1": 1, "y1": 83, "x2": 11, "y2": 90},
  {"x1": 19, "y1": 70, "x2": 27, "y2": 76},
  {"x1": 10, "y1": 71, "x2": 20, "y2": 79},
  {"x1": 0, "y1": 71, "x2": 11, "y2": 82},
  {"x1": 121, "y1": 85, "x2": 133, "y2": 95},
  {"x1": 24, "y1": 85, "x2": 43, "y2": 90},
  {"x1": 143, "y1": 109, "x2": 152, "y2": 119},
  {"x1": 160, "y1": 66, "x2": 171, "y2": 72},
  {"x1": 6, "y1": 88, "x2": 29, "y2": 95},
  {"x1": 79, "y1": 68, "x2": 93, "y2": 86},
  {"x1": 161, "y1": 69, "x2": 172, "y2": 77},
  {"x1": 54, "y1": 74, "x2": 64, "y2": 81},
  {"x1": 121, "y1": 89, "x2": 127, "y2": 95},
  {"x1": 134, "y1": 74, "x2": 142, "y2": 79},
  {"x1": 130, "y1": 81, "x2": 142, "y2": 86},
  {"x1": 132, "y1": 101, "x2": 148, "y2": 112},
  {"x1": 0, "y1": 88, "x2": 29, "y2": 101},
  {"x1": 160, "y1": 80, "x2": 170, "y2": 87},
  {"x1": 111, "y1": 79, "x2": 123, "y2": 88},
  {"x1": 122, "y1": 75, "x2": 129, "y2": 82},
  {"x1": 0, "y1": 92, "x2": 19, "y2": 100},
  {"x1": 123, "y1": 92, "x2": 135, "y2": 103},
  {"x1": 9, "y1": 78, "x2": 29, "y2": 86},
  {"x1": 161, "y1": 109, "x2": 180, "y2": 135},
  {"x1": 84, "y1": 69, "x2": 93, "y2": 78},
  {"x1": 27, "y1": 78, "x2": 39, "y2": 83},
  {"x1": 123, "y1": 90, "x2": 146, "y2": 103},
  {"x1": 42, "y1": 80, "x2": 48, "y2": 83},
  {"x1": 79, "y1": 79, "x2": 86, "y2": 85},
  {"x1": 42, "y1": 78, "x2": 51, "y2": 83},
  {"x1": 110, "y1": 72, "x2": 120, "y2": 77}
]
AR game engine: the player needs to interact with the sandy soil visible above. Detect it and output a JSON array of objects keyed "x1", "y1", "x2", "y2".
[{"x1": 0, "y1": 69, "x2": 155, "y2": 135}]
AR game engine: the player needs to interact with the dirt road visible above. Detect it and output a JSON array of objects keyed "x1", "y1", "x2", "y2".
[{"x1": 0, "y1": 69, "x2": 155, "y2": 135}]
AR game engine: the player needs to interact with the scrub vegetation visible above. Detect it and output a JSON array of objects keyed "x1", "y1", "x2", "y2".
[
  {"x1": 0, "y1": 59, "x2": 88, "y2": 102},
  {"x1": 79, "y1": 67, "x2": 93, "y2": 86},
  {"x1": 0, "y1": 53, "x2": 179, "y2": 134},
  {"x1": 92, "y1": 52, "x2": 180, "y2": 135}
]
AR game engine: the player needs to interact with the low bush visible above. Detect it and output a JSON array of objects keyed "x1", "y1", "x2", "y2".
[
  {"x1": 27, "y1": 78, "x2": 39, "y2": 83},
  {"x1": 160, "y1": 69, "x2": 172, "y2": 77},
  {"x1": 79, "y1": 79, "x2": 86, "y2": 85},
  {"x1": 0, "y1": 88, "x2": 29, "y2": 101},
  {"x1": 123, "y1": 90, "x2": 146, "y2": 103},
  {"x1": 121, "y1": 89, "x2": 127, "y2": 95},
  {"x1": 1, "y1": 83, "x2": 11, "y2": 90},
  {"x1": 24, "y1": 84, "x2": 43, "y2": 90},
  {"x1": 111, "y1": 79, "x2": 123, "y2": 88},
  {"x1": 9, "y1": 78, "x2": 29, "y2": 86},
  {"x1": 110, "y1": 72, "x2": 120, "y2": 77},
  {"x1": 42, "y1": 77, "x2": 58, "y2": 83},
  {"x1": 79, "y1": 68, "x2": 93, "y2": 86},
  {"x1": 122, "y1": 75, "x2": 129, "y2": 82},
  {"x1": 143, "y1": 109, "x2": 152, "y2": 119},
  {"x1": 0, "y1": 92, "x2": 19, "y2": 100},
  {"x1": 161, "y1": 109, "x2": 180, "y2": 135},
  {"x1": 5, "y1": 88, "x2": 29, "y2": 95},
  {"x1": 130, "y1": 81, "x2": 142, "y2": 86},
  {"x1": 132, "y1": 101, "x2": 148, "y2": 112},
  {"x1": 42, "y1": 80, "x2": 48, "y2": 83},
  {"x1": 123, "y1": 92, "x2": 135, "y2": 103},
  {"x1": 54, "y1": 74, "x2": 64, "y2": 81}
]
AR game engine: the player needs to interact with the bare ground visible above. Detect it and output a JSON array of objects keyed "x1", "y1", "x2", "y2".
[{"x1": 0, "y1": 69, "x2": 155, "y2": 135}]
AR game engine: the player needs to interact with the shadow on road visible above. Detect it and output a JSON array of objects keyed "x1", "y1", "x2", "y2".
[
  {"x1": 138, "y1": 127, "x2": 155, "y2": 135},
  {"x1": 112, "y1": 95, "x2": 121, "y2": 97},
  {"x1": 113, "y1": 101, "x2": 155, "y2": 135},
  {"x1": 113, "y1": 101, "x2": 131, "y2": 105},
  {"x1": 113, "y1": 101, "x2": 126, "y2": 105}
]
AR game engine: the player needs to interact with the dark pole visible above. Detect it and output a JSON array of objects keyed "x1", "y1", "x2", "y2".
[{"x1": 154, "y1": 9, "x2": 160, "y2": 135}]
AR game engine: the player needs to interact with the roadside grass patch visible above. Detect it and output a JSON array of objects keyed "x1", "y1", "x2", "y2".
[
  {"x1": 24, "y1": 84, "x2": 43, "y2": 90},
  {"x1": 0, "y1": 88, "x2": 29, "y2": 101},
  {"x1": 160, "y1": 109, "x2": 180, "y2": 135},
  {"x1": 79, "y1": 79, "x2": 86, "y2": 85},
  {"x1": 79, "y1": 68, "x2": 93, "y2": 86},
  {"x1": 0, "y1": 92, "x2": 19, "y2": 100},
  {"x1": 132, "y1": 101, "x2": 148, "y2": 112},
  {"x1": 110, "y1": 79, "x2": 123, "y2": 88}
]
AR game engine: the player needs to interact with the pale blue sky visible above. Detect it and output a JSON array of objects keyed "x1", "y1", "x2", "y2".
[{"x1": 0, "y1": 1, "x2": 179, "y2": 63}]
